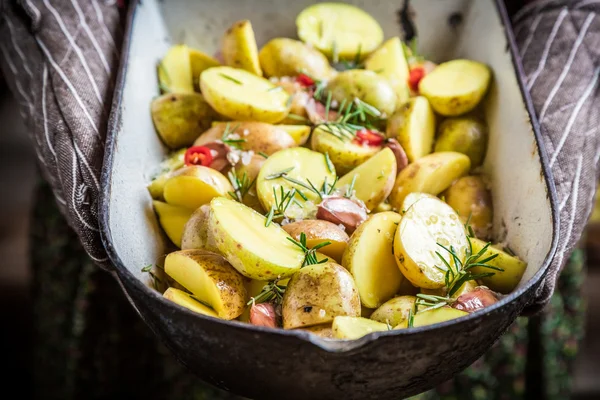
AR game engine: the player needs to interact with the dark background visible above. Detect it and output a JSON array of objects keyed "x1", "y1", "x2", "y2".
[{"x1": 0, "y1": 71, "x2": 599, "y2": 397}]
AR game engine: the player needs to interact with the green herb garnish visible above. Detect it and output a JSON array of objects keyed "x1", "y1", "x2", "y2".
[
  {"x1": 248, "y1": 278, "x2": 287, "y2": 306},
  {"x1": 221, "y1": 123, "x2": 245, "y2": 149},
  {"x1": 219, "y1": 73, "x2": 243, "y2": 85},
  {"x1": 227, "y1": 169, "x2": 256, "y2": 203},
  {"x1": 264, "y1": 186, "x2": 303, "y2": 227},
  {"x1": 287, "y1": 232, "x2": 331, "y2": 267}
]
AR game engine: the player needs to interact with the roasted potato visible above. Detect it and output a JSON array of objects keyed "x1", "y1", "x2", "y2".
[
  {"x1": 180, "y1": 204, "x2": 211, "y2": 250},
  {"x1": 210, "y1": 121, "x2": 311, "y2": 147},
  {"x1": 311, "y1": 127, "x2": 381, "y2": 175},
  {"x1": 335, "y1": 148, "x2": 397, "y2": 211},
  {"x1": 147, "y1": 148, "x2": 187, "y2": 200},
  {"x1": 388, "y1": 152, "x2": 471, "y2": 210},
  {"x1": 332, "y1": 316, "x2": 389, "y2": 340},
  {"x1": 158, "y1": 44, "x2": 194, "y2": 93},
  {"x1": 256, "y1": 147, "x2": 336, "y2": 219},
  {"x1": 207, "y1": 197, "x2": 305, "y2": 280},
  {"x1": 163, "y1": 287, "x2": 219, "y2": 318},
  {"x1": 282, "y1": 261, "x2": 361, "y2": 329},
  {"x1": 394, "y1": 195, "x2": 468, "y2": 289},
  {"x1": 298, "y1": 323, "x2": 334, "y2": 339},
  {"x1": 435, "y1": 117, "x2": 488, "y2": 168},
  {"x1": 200, "y1": 66, "x2": 290, "y2": 123},
  {"x1": 165, "y1": 250, "x2": 247, "y2": 320},
  {"x1": 222, "y1": 20, "x2": 262, "y2": 76},
  {"x1": 196, "y1": 122, "x2": 296, "y2": 155},
  {"x1": 153, "y1": 201, "x2": 193, "y2": 248},
  {"x1": 469, "y1": 238, "x2": 528, "y2": 293},
  {"x1": 342, "y1": 211, "x2": 404, "y2": 308},
  {"x1": 296, "y1": 3, "x2": 383, "y2": 59},
  {"x1": 326, "y1": 70, "x2": 397, "y2": 116},
  {"x1": 282, "y1": 220, "x2": 349, "y2": 263},
  {"x1": 163, "y1": 166, "x2": 233, "y2": 210},
  {"x1": 364, "y1": 37, "x2": 410, "y2": 106},
  {"x1": 151, "y1": 93, "x2": 218, "y2": 149},
  {"x1": 386, "y1": 96, "x2": 436, "y2": 162},
  {"x1": 395, "y1": 307, "x2": 468, "y2": 328},
  {"x1": 443, "y1": 175, "x2": 493, "y2": 239},
  {"x1": 259, "y1": 38, "x2": 334, "y2": 80},
  {"x1": 189, "y1": 48, "x2": 220, "y2": 91},
  {"x1": 419, "y1": 59, "x2": 491, "y2": 116},
  {"x1": 370, "y1": 296, "x2": 416, "y2": 327}
]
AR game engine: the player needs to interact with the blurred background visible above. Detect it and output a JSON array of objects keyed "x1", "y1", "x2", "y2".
[{"x1": 1, "y1": 71, "x2": 599, "y2": 398}]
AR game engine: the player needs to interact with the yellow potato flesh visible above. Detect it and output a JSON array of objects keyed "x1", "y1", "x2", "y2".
[
  {"x1": 370, "y1": 295, "x2": 416, "y2": 327},
  {"x1": 332, "y1": 316, "x2": 389, "y2": 340},
  {"x1": 469, "y1": 238, "x2": 527, "y2": 293},
  {"x1": 147, "y1": 148, "x2": 187, "y2": 200},
  {"x1": 222, "y1": 20, "x2": 262, "y2": 76},
  {"x1": 387, "y1": 96, "x2": 436, "y2": 162},
  {"x1": 335, "y1": 148, "x2": 397, "y2": 211},
  {"x1": 163, "y1": 166, "x2": 233, "y2": 210},
  {"x1": 165, "y1": 250, "x2": 247, "y2": 320},
  {"x1": 282, "y1": 220, "x2": 349, "y2": 263},
  {"x1": 153, "y1": 201, "x2": 193, "y2": 248},
  {"x1": 395, "y1": 307, "x2": 468, "y2": 329},
  {"x1": 256, "y1": 147, "x2": 336, "y2": 219},
  {"x1": 389, "y1": 152, "x2": 471, "y2": 210},
  {"x1": 200, "y1": 66, "x2": 290, "y2": 123},
  {"x1": 158, "y1": 44, "x2": 194, "y2": 93},
  {"x1": 296, "y1": 3, "x2": 383, "y2": 59},
  {"x1": 189, "y1": 48, "x2": 220, "y2": 91},
  {"x1": 419, "y1": 59, "x2": 491, "y2": 116},
  {"x1": 342, "y1": 211, "x2": 404, "y2": 308},
  {"x1": 364, "y1": 37, "x2": 410, "y2": 106},
  {"x1": 207, "y1": 197, "x2": 304, "y2": 280},
  {"x1": 311, "y1": 127, "x2": 380, "y2": 175},
  {"x1": 163, "y1": 287, "x2": 219, "y2": 318},
  {"x1": 393, "y1": 195, "x2": 468, "y2": 289},
  {"x1": 297, "y1": 323, "x2": 334, "y2": 339}
]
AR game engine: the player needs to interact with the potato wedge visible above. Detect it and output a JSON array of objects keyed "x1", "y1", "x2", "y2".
[
  {"x1": 332, "y1": 316, "x2": 389, "y2": 340},
  {"x1": 296, "y1": 3, "x2": 383, "y2": 59},
  {"x1": 158, "y1": 44, "x2": 194, "y2": 93},
  {"x1": 373, "y1": 201, "x2": 393, "y2": 213},
  {"x1": 335, "y1": 148, "x2": 397, "y2": 211},
  {"x1": 298, "y1": 323, "x2": 334, "y2": 339},
  {"x1": 207, "y1": 197, "x2": 305, "y2": 280},
  {"x1": 147, "y1": 148, "x2": 187, "y2": 200},
  {"x1": 443, "y1": 176, "x2": 493, "y2": 240},
  {"x1": 163, "y1": 166, "x2": 233, "y2": 210},
  {"x1": 282, "y1": 261, "x2": 360, "y2": 329},
  {"x1": 165, "y1": 250, "x2": 247, "y2": 320},
  {"x1": 181, "y1": 204, "x2": 210, "y2": 250},
  {"x1": 222, "y1": 20, "x2": 262, "y2": 76},
  {"x1": 364, "y1": 37, "x2": 410, "y2": 106},
  {"x1": 326, "y1": 70, "x2": 397, "y2": 116},
  {"x1": 163, "y1": 287, "x2": 219, "y2": 318},
  {"x1": 386, "y1": 96, "x2": 436, "y2": 162},
  {"x1": 419, "y1": 59, "x2": 491, "y2": 116},
  {"x1": 189, "y1": 48, "x2": 220, "y2": 91},
  {"x1": 259, "y1": 38, "x2": 334, "y2": 80},
  {"x1": 197, "y1": 122, "x2": 296, "y2": 155},
  {"x1": 394, "y1": 195, "x2": 468, "y2": 289},
  {"x1": 282, "y1": 220, "x2": 349, "y2": 263},
  {"x1": 469, "y1": 238, "x2": 527, "y2": 293},
  {"x1": 435, "y1": 117, "x2": 488, "y2": 168},
  {"x1": 153, "y1": 201, "x2": 193, "y2": 248},
  {"x1": 210, "y1": 121, "x2": 311, "y2": 147},
  {"x1": 311, "y1": 127, "x2": 381, "y2": 175},
  {"x1": 370, "y1": 296, "x2": 416, "y2": 327},
  {"x1": 395, "y1": 307, "x2": 468, "y2": 329},
  {"x1": 388, "y1": 152, "x2": 471, "y2": 210},
  {"x1": 256, "y1": 147, "x2": 336, "y2": 219},
  {"x1": 342, "y1": 211, "x2": 404, "y2": 308},
  {"x1": 200, "y1": 66, "x2": 290, "y2": 123},
  {"x1": 151, "y1": 93, "x2": 218, "y2": 149}
]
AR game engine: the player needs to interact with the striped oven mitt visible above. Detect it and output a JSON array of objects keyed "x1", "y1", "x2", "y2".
[{"x1": 0, "y1": 0, "x2": 598, "y2": 312}]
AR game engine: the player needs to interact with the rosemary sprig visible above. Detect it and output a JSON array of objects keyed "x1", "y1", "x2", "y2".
[
  {"x1": 264, "y1": 186, "x2": 303, "y2": 227},
  {"x1": 287, "y1": 232, "x2": 331, "y2": 267},
  {"x1": 315, "y1": 97, "x2": 384, "y2": 142},
  {"x1": 141, "y1": 264, "x2": 162, "y2": 290},
  {"x1": 219, "y1": 73, "x2": 243, "y2": 85},
  {"x1": 344, "y1": 175, "x2": 357, "y2": 199},
  {"x1": 266, "y1": 167, "x2": 336, "y2": 200},
  {"x1": 258, "y1": 152, "x2": 269, "y2": 159},
  {"x1": 221, "y1": 123, "x2": 245, "y2": 149},
  {"x1": 247, "y1": 278, "x2": 287, "y2": 306},
  {"x1": 265, "y1": 166, "x2": 295, "y2": 180},
  {"x1": 324, "y1": 152, "x2": 334, "y2": 173},
  {"x1": 227, "y1": 169, "x2": 256, "y2": 203}
]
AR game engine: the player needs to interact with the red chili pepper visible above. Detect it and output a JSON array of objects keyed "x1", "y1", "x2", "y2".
[
  {"x1": 408, "y1": 67, "x2": 426, "y2": 93},
  {"x1": 354, "y1": 129, "x2": 384, "y2": 146},
  {"x1": 184, "y1": 146, "x2": 213, "y2": 167},
  {"x1": 296, "y1": 73, "x2": 315, "y2": 87}
]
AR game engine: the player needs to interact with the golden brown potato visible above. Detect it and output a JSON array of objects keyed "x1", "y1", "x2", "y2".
[
  {"x1": 163, "y1": 166, "x2": 233, "y2": 210},
  {"x1": 180, "y1": 204, "x2": 211, "y2": 250},
  {"x1": 189, "y1": 48, "x2": 220, "y2": 91},
  {"x1": 158, "y1": 44, "x2": 194, "y2": 93},
  {"x1": 163, "y1": 287, "x2": 219, "y2": 318},
  {"x1": 434, "y1": 117, "x2": 488, "y2": 168},
  {"x1": 153, "y1": 201, "x2": 193, "y2": 248},
  {"x1": 395, "y1": 307, "x2": 468, "y2": 329},
  {"x1": 259, "y1": 38, "x2": 334, "y2": 80},
  {"x1": 469, "y1": 238, "x2": 528, "y2": 294},
  {"x1": 326, "y1": 70, "x2": 397, "y2": 116},
  {"x1": 442, "y1": 175, "x2": 493, "y2": 240},
  {"x1": 222, "y1": 20, "x2": 262, "y2": 76},
  {"x1": 282, "y1": 220, "x2": 350, "y2": 263},
  {"x1": 370, "y1": 296, "x2": 416, "y2": 327},
  {"x1": 297, "y1": 323, "x2": 334, "y2": 339},
  {"x1": 332, "y1": 316, "x2": 389, "y2": 339}
]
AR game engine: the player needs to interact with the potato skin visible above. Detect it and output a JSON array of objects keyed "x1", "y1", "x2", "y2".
[
  {"x1": 151, "y1": 93, "x2": 218, "y2": 149},
  {"x1": 443, "y1": 175, "x2": 493, "y2": 240},
  {"x1": 282, "y1": 262, "x2": 361, "y2": 329},
  {"x1": 469, "y1": 238, "x2": 527, "y2": 293},
  {"x1": 282, "y1": 220, "x2": 349, "y2": 263},
  {"x1": 370, "y1": 296, "x2": 416, "y2": 327},
  {"x1": 435, "y1": 117, "x2": 488, "y2": 168},
  {"x1": 222, "y1": 20, "x2": 262, "y2": 76},
  {"x1": 195, "y1": 122, "x2": 296, "y2": 156},
  {"x1": 326, "y1": 70, "x2": 397, "y2": 116},
  {"x1": 259, "y1": 38, "x2": 334, "y2": 80},
  {"x1": 181, "y1": 204, "x2": 211, "y2": 250}
]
